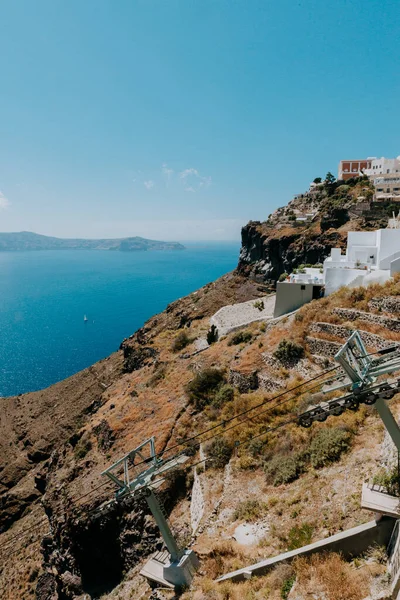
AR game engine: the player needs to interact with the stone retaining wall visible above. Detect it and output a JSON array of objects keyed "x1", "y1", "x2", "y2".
[
  {"x1": 309, "y1": 322, "x2": 398, "y2": 350},
  {"x1": 332, "y1": 307, "x2": 400, "y2": 332},
  {"x1": 190, "y1": 469, "x2": 205, "y2": 535},
  {"x1": 368, "y1": 296, "x2": 400, "y2": 315},
  {"x1": 228, "y1": 369, "x2": 259, "y2": 393},
  {"x1": 306, "y1": 337, "x2": 342, "y2": 357}
]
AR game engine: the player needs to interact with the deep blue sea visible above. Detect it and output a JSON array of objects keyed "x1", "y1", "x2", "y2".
[{"x1": 0, "y1": 242, "x2": 240, "y2": 396}]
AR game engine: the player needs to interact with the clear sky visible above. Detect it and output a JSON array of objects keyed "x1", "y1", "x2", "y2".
[{"x1": 0, "y1": 0, "x2": 399, "y2": 241}]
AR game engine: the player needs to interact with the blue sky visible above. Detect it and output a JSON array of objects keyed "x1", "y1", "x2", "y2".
[{"x1": 0, "y1": 0, "x2": 399, "y2": 241}]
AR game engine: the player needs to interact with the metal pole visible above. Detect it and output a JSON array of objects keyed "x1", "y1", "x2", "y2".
[
  {"x1": 375, "y1": 397, "x2": 400, "y2": 453},
  {"x1": 145, "y1": 489, "x2": 181, "y2": 562}
]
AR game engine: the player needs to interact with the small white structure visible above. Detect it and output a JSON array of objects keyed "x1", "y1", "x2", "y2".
[
  {"x1": 388, "y1": 212, "x2": 400, "y2": 229},
  {"x1": 324, "y1": 228, "x2": 400, "y2": 295}
]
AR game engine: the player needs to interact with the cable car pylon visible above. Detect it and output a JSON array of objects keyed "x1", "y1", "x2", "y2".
[
  {"x1": 298, "y1": 330, "x2": 400, "y2": 451},
  {"x1": 102, "y1": 436, "x2": 199, "y2": 589}
]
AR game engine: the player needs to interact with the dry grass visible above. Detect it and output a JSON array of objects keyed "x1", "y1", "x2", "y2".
[{"x1": 294, "y1": 553, "x2": 369, "y2": 600}]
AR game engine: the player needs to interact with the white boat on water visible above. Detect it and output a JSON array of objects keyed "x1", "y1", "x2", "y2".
[{"x1": 84, "y1": 314, "x2": 88, "y2": 322}]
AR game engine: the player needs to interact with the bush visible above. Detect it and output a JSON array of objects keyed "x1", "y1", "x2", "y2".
[
  {"x1": 373, "y1": 467, "x2": 400, "y2": 496},
  {"x1": 227, "y1": 330, "x2": 253, "y2": 346},
  {"x1": 309, "y1": 428, "x2": 351, "y2": 469},
  {"x1": 233, "y1": 499, "x2": 267, "y2": 522},
  {"x1": 74, "y1": 437, "x2": 92, "y2": 460},
  {"x1": 172, "y1": 331, "x2": 192, "y2": 352},
  {"x1": 288, "y1": 523, "x2": 314, "y2": 550},
  {"x1": 265, "y1": 452, "x2": 307, "y2": 486},
  {"x1": 206, "y1": 324, "x2": 218, "y2": 345},
  {"x1": 205, "y1": 437, "x2": 233, "y2": 468},
  {"x1": 213, "y1": 384, "x2": 234, "y2": 408},
  {"x1": 281, "y1": 576, "x2": 296, "y2": 599},
  {"x1": 247, "y1": 438, "x2": 265, "y2": 458},
  {"x1": 279, "y1": 272, "x2": 289, "y2": 282},
  {"x1": 186, "y1": 368, "x2": 225, "y2": 410},
  {"x1": 253, "y1": 300, "x2": 265, "y2": 311},
  {"x1": 274, "y1": 339, "x2": 305, "y2": 363}
]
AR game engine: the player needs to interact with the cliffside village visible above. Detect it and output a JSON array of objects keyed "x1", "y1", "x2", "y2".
[{"x1": 274, "y1": 155, "x2": 400, "y2": 318}]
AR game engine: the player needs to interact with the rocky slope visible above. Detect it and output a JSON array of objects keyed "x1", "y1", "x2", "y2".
[
  {"x1": 2, "y1": 177, "x2": 400, "y2": 599},
  {"x1": 238, "y1": 176, "x2": 399, "y2": 281},
  {"x1": 1, "y1": 267, "x2": 400, "y2": 600}
]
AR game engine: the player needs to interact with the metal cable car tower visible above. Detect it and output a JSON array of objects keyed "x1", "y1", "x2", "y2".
[
  {"x1": 102, "y1": 437, "x2": 199, "y2": 588},
  {"x1": 298, "y1": 331, "x2": 400, "y2": 451}
]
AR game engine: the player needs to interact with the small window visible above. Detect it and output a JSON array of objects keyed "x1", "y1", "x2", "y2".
[{"x1": 301, "y1": 285, "x2": 306, "y2": 290}]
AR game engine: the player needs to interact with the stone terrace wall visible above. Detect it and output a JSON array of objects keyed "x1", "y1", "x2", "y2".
[
  {"x1": 332, "y1": 307, "x2": 400, "y2": 332},
  {"x1": 368, "y1": 296, "x2": 400, "y2": 315},
  {"x1": 309, "y1": 322, "x2": 398, "y2": 351}
]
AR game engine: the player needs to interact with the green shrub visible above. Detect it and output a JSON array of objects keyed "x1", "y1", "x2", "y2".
[
  {"x1": 253, "y1": 300, "x2": 265, "y2": 311},
  {"x1": 233, "y1": 499, "x2": 267, "y2": 522},
  {"x1": 279, "y1": 272, "x2": 289, "y2": 282},
  {"x1": 287, "y1": 523, "x2": 314, "y2": 550},
  {"x1": 228, "y1": 330, "x2": 253, "y2": 346},
  {"x1": 186, "y1": 368, "x2": 225, "y2": 410},
  {"x1": 74, "y1": 437, "x2": 92, "y2": 460},
  {"x1": 273, "y1": 339, "x2": 305, "y2": 363},
  {"x1": 281, "y1": 576, "x2": 296, "y2": 599},
  {"x1": 213, "y1": 384, "x2": 234, "y2": 408},
  {"x1": 206, "y1": 324, "x2": 219, "y2": 345},
  {"x1": 264, "y1": 452, "x2": 307, "y2": 486},
  {"x1": 373, "y1": 467, "x2": 400, "y2": 496},
  {"x1": 172, "y1": 331, "x2": 192, "y2": 352},
  {"x1": 309, "y1": 428, "x2": 351, "y2": 469},
  {"x1": 247, "y1": 438, "x2": 265, "y2": 458},
  {"x1": 205, "y1": 437, "x2": 233, "y2": 468}
]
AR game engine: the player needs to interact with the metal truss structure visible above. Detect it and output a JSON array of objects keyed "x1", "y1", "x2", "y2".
[
  {"x1": 102, "y1": 437, "x2": 198, "y2": 588},
  {"x1": 297, "y1": 331, "x2": 400, "y2": 451}
]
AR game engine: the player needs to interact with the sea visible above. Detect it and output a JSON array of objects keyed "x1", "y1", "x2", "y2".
[{"x1": 0, "y1": 242, "x2": 240, "y2": 397}]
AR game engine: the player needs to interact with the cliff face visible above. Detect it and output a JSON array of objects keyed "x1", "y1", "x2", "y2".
[
  {"x1": 237, "y1": 176, "x2": 398, "y2": 281},
  {"x1": 238, "y1": 221, "x2": 346, "y2": 281}
]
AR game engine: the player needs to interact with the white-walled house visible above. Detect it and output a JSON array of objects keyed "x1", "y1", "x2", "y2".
[
  {"x1": 273, "y1": 227, "x2": 400, "y2": 317},
  {"x1": 323, "y1": 229, "x2": 400, "y2": 295}
]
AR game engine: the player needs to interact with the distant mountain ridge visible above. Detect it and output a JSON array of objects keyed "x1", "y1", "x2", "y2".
[{"x1": 0, "y1": 231, "x2": 185, "y2": 251}]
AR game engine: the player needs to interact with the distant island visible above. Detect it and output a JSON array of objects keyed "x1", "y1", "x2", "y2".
[{"x1": 0, "y1": 231, "x2": 185, "y2": 252}]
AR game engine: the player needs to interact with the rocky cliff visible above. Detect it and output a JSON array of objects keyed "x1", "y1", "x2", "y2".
[{"x1": 237, "y1": 176, "x2": 398, "y2": 281}]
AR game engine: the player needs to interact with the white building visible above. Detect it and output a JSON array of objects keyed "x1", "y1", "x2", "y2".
[
  {"x1": 364, "y1": 157, "x2": 400, "y2": 176},
  {"x1": 323, "y1": 229, "x2": 400, "y2": 295}
]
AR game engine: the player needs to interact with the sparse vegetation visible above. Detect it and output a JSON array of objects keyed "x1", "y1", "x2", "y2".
[
  {"x1": 294, "y1": 553, "x2": 368, "y2": 600},
  {"x1": 281, "y1": 575, "x2": 296, "y2": 599},
  {"x1": 253, "y1": 299, "x2": 265, "y2": 311},
  {"x1": 74, "y1": 436, "x2": 92, "y2": 460},
  {"x1": 206, "y1": 324, "x2": 219, "y2": 344},
  {"x1": 233, "y1": 499, "x2": 268, "y2": 522},
  {"x1": 373, "y1": 466, "x2": 400, "y2": 496},
  {"x1": 205, "y1": 436, "x2": 233, "y2": 468},
  {"x1": 265, "y1": 452, "x2": 307, "y2": 486},
  {"x1": 213, "y1": 384, "x2": 234, "y2": 407},
  {"x1": 186, "y1": 368, "x2": 225, "y2": 410},
  {"x1": 287, "y1": 522, "x2": 314, "y2": 549},
  {"x1": 172, "y1": 331, "x2": 192, "y2": 352},
  {"x1": 273, "y1": 339, "x2": 305, "y2": 363},
  {"x1": 309, "y1": 427, "x2": 351, "y2": 469},
  {"x1": 228, "y1": 330, "x2": 253, "y2": 346}
]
